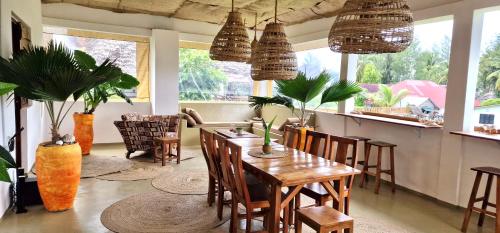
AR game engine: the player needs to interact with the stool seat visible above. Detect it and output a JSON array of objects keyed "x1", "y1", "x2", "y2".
[
  {"x1": 296, "y1": 206, "x2": 353, "y2": 233},
  {"x1": 345, "y1": 136, "x2": 371, "y2": 142},
  {"x1": 471, "y1": 167, "x2": 500, "y2": 176},
  {"x1": 367, "y1": 141, "x2": 397, "y2": 147}
]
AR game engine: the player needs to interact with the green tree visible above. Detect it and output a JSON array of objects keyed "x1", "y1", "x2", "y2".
[
  {"x1": 371, "y1": 84, "x2": 409, "y2": 107},
  {"x1": 359, "y1": 63, "x2": 382, "y2": 83},
  {"x1": 477, "y1": 35, "x2": 500, "y2": 97},
  {"x1": 179, "y1": 48, "x2": 227, "y2": 101}
]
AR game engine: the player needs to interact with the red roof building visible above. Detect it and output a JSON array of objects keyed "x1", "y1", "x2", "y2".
[{"x1": 390, "y1": 80, "x2": 447, "y2": 109}]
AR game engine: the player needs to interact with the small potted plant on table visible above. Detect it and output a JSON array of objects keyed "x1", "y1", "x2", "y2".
[
  {"x1": 0, "y1": 42, "x2": 121, "y2": 211},
  {"x1": 261, "y1": 116, "x2": 277, "y2": 154}
]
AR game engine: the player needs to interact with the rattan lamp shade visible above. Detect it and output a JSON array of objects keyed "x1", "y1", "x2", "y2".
[
  {"x1": 209, "y1": 11, "x2": 251, "y2": 62},
  {"x1": 251, "y1": 22, "x2": 297, "y2": 80},
  {"x1": 328, "y1": 0, "x2": 414, "y2": 54},
  {"x1": 247, "y1": 37, "x2": 259, "y2": 64}
]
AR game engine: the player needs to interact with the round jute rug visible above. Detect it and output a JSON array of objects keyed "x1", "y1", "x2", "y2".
[
  {"x1": 151, "y1": 169, "x2": 208, "y2": 195},
  {"x1": 81, "y1": 155, "x2": 134, "y2": 178},
  {"x1": 101, "y1": 191, "x2": 229, "y2": 233}
]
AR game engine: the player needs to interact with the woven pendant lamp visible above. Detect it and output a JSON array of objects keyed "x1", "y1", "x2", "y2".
[
  {"x1": 328, "y1": 0, "x2": 414, "y2": 54},
  {"x1": 209, "y1": 0, "x2": 251, "y2": 62},
  {"x1": 247, "y1": 13, "x2": 259, "y2": 64},
  {"x1": 251, "y1": 0, "x2": 297, "y2": 80}
]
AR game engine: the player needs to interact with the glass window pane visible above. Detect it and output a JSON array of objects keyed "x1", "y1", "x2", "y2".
[
  {"x1": 179, "y1": 48, "x2": 252, "y2": 101},
  {"x1": 47, "y1": 34, "x2": 139, "y2": 98},
  {"x1": 355, "y1": 19, "x2": 453, "y2": 124},
  {"x1": 474, "y1": 11, "x2": 500, "y2": 130}
]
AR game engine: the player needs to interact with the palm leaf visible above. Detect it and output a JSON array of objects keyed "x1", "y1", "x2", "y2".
[
  {"x1": 0, "y1": 82, "x2": 16, "y2": 96},
  {"x1": 321, "y1": 80, "x2": 363, "y2": 104},
  {"x1": 74, "y1": 50, "x2": 97, "y2": 70},
  {"x1": 249, "y1": 95, "x2": 294, "y2": 112},
  {"x1": 275, "y1": 71, "x2": 330, "y2": 103},
  {"x1": 0, "y1": 145, "x2": 15, "y2": 183}
]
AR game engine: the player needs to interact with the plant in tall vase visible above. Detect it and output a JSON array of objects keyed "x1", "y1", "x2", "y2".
[
  {"x1": 0, "y1": 42, "x2": 121, "y2": 212},
  {"x1": 261, "y1": 116, "x2": 277, "y2": 154},
  {"x1": 250, "y1": 71, "x2": 362, "y2": 149},
  {"x1": 0, "y1": 83, "x2": 17, "y2": 183},
  {"x1": 249, "y1": 70, "x2": 363, "y2": 126},
  {"x1": 73, "y1": 50, "x2": 139, "y2": 155}
]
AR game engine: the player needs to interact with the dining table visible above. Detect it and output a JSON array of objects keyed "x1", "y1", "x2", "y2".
[{"x1": 227, "y1": 137, "x2": 361, "y2": 233}]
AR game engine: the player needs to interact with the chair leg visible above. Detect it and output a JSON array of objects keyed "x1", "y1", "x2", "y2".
[
  {"x1": 208, "y1": 176, "x2": 216, "y2": 206},
  {"x1": 359, "y1": 144, "x2": 371, "y2": 188},
  {"x1": 390, "y1": 147, "x2": 396, "y2": 193},
  {"x1": 496, "y1": 176, "x2": 499, "y2": 233},
  {"x1": 461, "y1": 171, "x2": 482, "y2": 233},
  {"x1": 345, "y1": 196, "x2": 350, "y2": 216},
  {"x1": 374, "y1": 146, "x2": 382, "y2": 194},
  {"x1": 162, "y1": 144, "x2": 168, "y2": 166},
  {"x1": 217, "y1": 181, "x2": 224, "y2": 220},
  {"x1": 245, "y1": 210, "x2": 253, "y2": 233},
  {"x1": 296, "y1": 216, "x2": 303, "y2": 233},
  {"x1": 283, "y1": 205, "x2": 290, "y2": 233},
  {"x1": 230, "y1": 198, "x2": 238, "y2": 233},
  {"x1": 176, "y1": 142, "x2": 181, "y2": 164},
  {"x1": 294, "y1": 194, "x2": 301, "y2": 230},
  {"x1": 478, "y1": 174, "x2": 493, "y2": 226}
]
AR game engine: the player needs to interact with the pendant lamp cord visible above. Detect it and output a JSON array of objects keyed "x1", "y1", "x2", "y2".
[
  {"x1": 254, "y1": 12, "x2": 258, "y2": 39},
  {"x1": 231, "y1": 0, "x2": 234, "y2": 12},
  {"x1": 274, "y1": 0, "x2": 278, "y2": 23}
]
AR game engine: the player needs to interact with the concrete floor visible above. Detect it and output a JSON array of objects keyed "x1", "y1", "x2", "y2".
[{"x1": 0, "y1": 144, "x2": 496, "y2": 233}]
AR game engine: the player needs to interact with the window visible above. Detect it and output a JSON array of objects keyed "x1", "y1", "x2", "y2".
[
  {"x1": 272, "y1": 47, "x2": 342, "y2": 112},
  {"x1": 355, "y1": 18, "x2": 453, "y2": 124},
  {"x1": 473, "y1": 10, "x2": 500, "y2": 130},
  {"x1": 43, "y1": 29, "x2": 150, "y2": 100},
  {"x1": 179, "y1": 48, "x2": 253, "y2": 102}
]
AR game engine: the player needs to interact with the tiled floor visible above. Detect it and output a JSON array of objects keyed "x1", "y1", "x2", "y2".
[{"x1": 0, "y1": 144, "x2": 496, "y2": 233}]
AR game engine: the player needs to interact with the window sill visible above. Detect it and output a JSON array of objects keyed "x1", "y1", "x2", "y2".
[
  {"x1": 336, "y1": 113, "x2": 443, "y2": 129},
  {"x1": 450, "y1": 131, "x2": 500, "y2": 143}
]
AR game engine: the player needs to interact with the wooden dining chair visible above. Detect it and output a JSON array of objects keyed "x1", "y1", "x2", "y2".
[
  {"x1": 303, "y1": 130, "x2": 330, "y2": 158},
  {"x1": 212, "y1": 132, "x2": 232, "y2": 220},
  {"x1": 200, "y1": 128, "x2": 228, "y2": 220},
  {"x1": 222, "y1": 140, "x2": 291, "y2": 233},
  {"x1": 283, "y1": 126, "x2": 302, "y2": 150},
  {"x1": 296, "y1": 135, "x2": 359, "y2": 215}
]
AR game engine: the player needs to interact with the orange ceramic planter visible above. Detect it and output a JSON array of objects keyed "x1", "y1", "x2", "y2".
[
  {"x1": 73, "y1": 113, "x2": 94, "y2": 155},
  {"x1": 36, "y1": 143, "x2": 82, "y2": 212}
]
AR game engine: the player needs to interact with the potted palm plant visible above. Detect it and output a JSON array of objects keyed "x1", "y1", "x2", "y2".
[
  {"x1": 73, "y1": 51, "x2": 139, "y2": 155},
  {"x1": 0, "y1": 42, "x2": 121, "y2": 211},
  {"x1": 249, "y1": 71, "x2": 362, "y2": 127}
]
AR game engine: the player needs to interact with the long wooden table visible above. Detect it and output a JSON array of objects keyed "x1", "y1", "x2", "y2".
[{"x1": 227, "y1": 138, "x2": 361, "y2": 233}]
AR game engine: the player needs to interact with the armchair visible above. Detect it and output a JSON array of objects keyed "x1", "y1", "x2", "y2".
[{"x1": 114, "y1": 113, "x2": 181, "y2": 158}]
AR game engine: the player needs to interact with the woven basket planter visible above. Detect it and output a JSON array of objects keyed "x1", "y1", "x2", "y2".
[
  {"x1": 251, "y1": 22, "x2": 297, "y2": 80},
  {"x1": 209, "y1": 11, "x2": 251, "y2": 62},
  {"x1": 328, "y1": 0, "x2": 414, "y2": 54}
]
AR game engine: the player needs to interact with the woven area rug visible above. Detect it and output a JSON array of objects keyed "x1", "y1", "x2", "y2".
[
  {"x1": 101, "y1": 191, "x2": 229, "y2": 233},
  {"x1": 151, "y1": 169, "x2": 208, "y2": 195},
  {"x1": 96, "y1": 153, "x2": 196, "y2": 181},
  {"x1": 81, "y1": 155, "x2": 134, "y2": 178}
]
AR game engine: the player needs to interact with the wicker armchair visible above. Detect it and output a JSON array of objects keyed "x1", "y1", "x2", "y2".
[{"x1": 114, "y1": 113, "x2": 181, "y2": 158}]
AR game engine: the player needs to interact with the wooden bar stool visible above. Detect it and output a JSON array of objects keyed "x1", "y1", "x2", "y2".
[
  {"x1": 359, "y1": 141, "x2": 396, "y2": 194},
  {"x1": 461, "y1": 167, "x2": 499, "y2": 233},
  {"x1": 345, "y1": 136, "x2": 371, "y2": 168},
  {"x1": 295, "y1": 206, "x2": 353, "y2": 233}
]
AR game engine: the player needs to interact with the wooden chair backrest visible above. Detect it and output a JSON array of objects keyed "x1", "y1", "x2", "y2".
[
  {"x1": 304, "y1": 130, "x2": 329, "y2": 158},
  {"x1": 283, "y1": 126, "x2": 302, "y2": 150},
  {"x1": 328, "y1": 135, "x2": 359, "y2": 190},
  {"x1": 200, "y1": 128, "x2": 218, "y2": 178},
  {"x1": 221, "y1": 140, "x2": 251, "y2": 205},
  {"x1": 213, "y1": 133, "x2": 231, "y2": 189}
]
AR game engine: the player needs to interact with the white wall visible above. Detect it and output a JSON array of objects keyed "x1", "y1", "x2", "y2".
[
  {"x1": 42, "y1": 101, "x2": 152, "y2": 144},
  {"x1": 0, "y1": 0, "x2": 43, "y2": 218}
]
